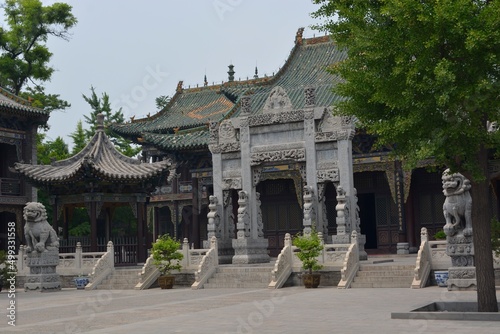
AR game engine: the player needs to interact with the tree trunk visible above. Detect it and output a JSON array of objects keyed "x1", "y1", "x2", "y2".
[{"x1": 469, "y1": 148, "x2": 498, "y2": 312}]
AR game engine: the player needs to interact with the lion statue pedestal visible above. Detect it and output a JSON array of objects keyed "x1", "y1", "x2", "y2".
[
  {"x1": 23, "y1": 202, "x2": 61, "y2": 292},
  {"x1": 442, "y1": 170, "x2": 477, "y2": 291}
]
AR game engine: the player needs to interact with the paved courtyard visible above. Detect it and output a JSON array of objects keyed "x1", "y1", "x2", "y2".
[{"x1": 1, "y1": 285, "x2": 499, "y2": 333}]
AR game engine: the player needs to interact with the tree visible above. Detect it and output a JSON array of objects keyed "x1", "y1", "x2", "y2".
[
  {"x1": 69, "y1": 120, "x2": 87, "y2": 155},
  {"x1": 36, "y1": 132, "x2": 69, "y2": 223},
  {"x1": 82, "y1": 86, "x2": 141, "y2": 157},
  {"x1": 155, "y1": 95, "x2": 170, "y2": 110},
  {"x1": 312, "y1": 0, "x2": 500, "y2": 311},
  {"x1": 0, "y1": 0, "x2": 77, "y2": 95}
]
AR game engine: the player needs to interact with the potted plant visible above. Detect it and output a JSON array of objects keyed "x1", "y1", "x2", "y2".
[
  {"x1": 293, "y1": 229, "x2": 324, "y2": 288},
  {"x1": 73, "y1": 274, "x2": 89, "y2": 290},
  {"x1": 151, "y1": 234, "x2": 183, "y2": 289},
  {"x1": 0, "y1": 250, "x2": 13, "y2": 292},
  {"x1": 433, "y1": 230, "x2": 446, "y2": 241}
]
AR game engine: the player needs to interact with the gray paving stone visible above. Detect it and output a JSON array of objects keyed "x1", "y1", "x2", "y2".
[{"x1": 1, "y1": 285, "x2": 499, "y2": 333}]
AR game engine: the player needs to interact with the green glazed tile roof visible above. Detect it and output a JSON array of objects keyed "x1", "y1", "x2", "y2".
[
  {"x1": 112, "y1": 34, "x2": 345, "y2": 149},
  {"x1": 143, "y1": 128, "x2": 209, "y2": 151}
]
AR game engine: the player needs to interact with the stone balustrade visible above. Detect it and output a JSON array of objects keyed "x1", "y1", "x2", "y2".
[
  {"x1": 16, "y1": 242, "x2": 105, "y2": 276},
  {"x1": 191, "y1": 236, "x2": 219, "y2": 289},
  {"x1": 337, "y1": 231, "x2": 360, "y2": 289},
  {"x1": 85, "y1": 241, "x2": 114, "y2": 290}
]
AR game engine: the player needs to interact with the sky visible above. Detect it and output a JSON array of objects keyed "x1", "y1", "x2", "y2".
[{"x1": 31, "y1": 0, "x2": 325, "y2": 146}]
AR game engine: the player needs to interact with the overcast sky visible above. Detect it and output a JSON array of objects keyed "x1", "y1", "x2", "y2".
[{"x1": 32, "y1": 1, "x2": 324, "y2": 146}]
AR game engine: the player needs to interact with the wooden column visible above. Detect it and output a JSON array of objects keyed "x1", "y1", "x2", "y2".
[
  {"x1": 137, "y1": 201, "x2": 145, "y2": 262},
  {"x1": 191, "y1": 177, "x2": 199, "y2": 248},
  {"x1": 90, "y1": 202, "x2": 97, "y2": 252}
]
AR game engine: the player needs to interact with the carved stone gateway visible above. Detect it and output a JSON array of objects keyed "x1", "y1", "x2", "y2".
[
  {"x1": 442, "y1": 169, "x2": 476, "y2": 291},
  {"x1": 209, "y1": 86, "x2": 362, "y2": 263},
  {"x1": 23, "y1": 202, "x2": 61, "y2": 292}
]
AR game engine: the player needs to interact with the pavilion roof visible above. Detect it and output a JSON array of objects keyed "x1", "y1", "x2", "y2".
[
  {"x1": 110, "y1": 30, "x2": 346, "y2": 151},
  {"x1": 0, "y1": 86, "x2": 49, "y2": 124},
  {"x1": 14, "y1": 114, "x2": 173, "y2": 186}
]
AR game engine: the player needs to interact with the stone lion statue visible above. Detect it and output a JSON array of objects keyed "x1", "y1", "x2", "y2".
[
  {"x1": 23, "y1": 202, "x2": 59, "y2": 253},
  {"x1": 442, "y1": 169, "x2": 472, "y2": 237}
]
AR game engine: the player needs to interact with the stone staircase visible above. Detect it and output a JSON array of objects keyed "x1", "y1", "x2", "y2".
[
  {"x1": 95, "y1": 267, "x2": 141, "y2": 290},
  {"x1": 203, "y1": 264, "x2": 274, "y2": 288},
  {"x1": 350, "y1": 257, "x2": 415, "y2": 288}
]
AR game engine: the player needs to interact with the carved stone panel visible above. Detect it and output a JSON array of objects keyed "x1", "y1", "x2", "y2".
[
  {"x1": 250, "y1": 149, "x2": 306, "y2": 166},
  {"x1": 317, "y1": 169, "x2": 340, "y2": 183},
  {"x1": 262, "y1": 86, "x2": 292, "y2": 112}
]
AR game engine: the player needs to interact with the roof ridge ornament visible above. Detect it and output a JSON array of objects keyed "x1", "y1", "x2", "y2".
[
  {"x1": 96, "y1": 113, "x2": 105, "y2": 131},
  {"x1": 295, "y1": 27, "x2": 305, "y2": 45}
]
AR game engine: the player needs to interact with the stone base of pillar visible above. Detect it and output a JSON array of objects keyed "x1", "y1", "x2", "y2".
[
  {"x1": 232, "y1": 238, "x2": 270, "y2": 264},
  {"x1": 447, "y1": 266, "x2": 477, "y2": 291},
  {"x1": 24, "y1": 250, "x2": 61, "y2": 292},
  {"x1": 332, "y1": 234, "x2": 350, "y2": 244},
  {"x1": 202, "y1": 239, "x2": 234, "y2": 264},
  {"x1": 397, "y1": 242, "x2": 410, "y2": 255}
]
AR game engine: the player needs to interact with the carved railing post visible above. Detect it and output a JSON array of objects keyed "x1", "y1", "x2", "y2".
[
  {"x1": 268, "y1": 233, "x2": 293, "y2": 289},
  {"x1": 412, "y1": 227, "x2": 432, "y2": 289},
  {"x1": 75, "y1": 242, "x2": 83, "y2": 271}
]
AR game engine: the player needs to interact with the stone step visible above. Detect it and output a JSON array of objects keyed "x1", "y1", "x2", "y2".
[
  {"x1": 95, "y1": 268, "x2": 141, "y2": 290},
  {"x1": 350, "y1": 281, "x2": 411, "y2": 288},
  {"x1": 204, "y1": 282, "x2": 269, "y2": 289},
  {"x1": 353, "y1": 276, "x2": 413, "y2": 284},
  {"x1": 203, "y1": 266, "x2": 272, "y2": 288},
  {"x1": 356, "y1": 270, "x2": 414, "y2": 277},
  {"x1": 359, "y1": 265, "x2": 415, "y2": 271}
]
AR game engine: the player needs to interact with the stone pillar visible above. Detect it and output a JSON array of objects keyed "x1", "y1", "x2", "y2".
[
  {"x1": 232, "y1": 191, "x2": 269, "y2": 264},
  {"x1": 442, "y1": 169, "x2": 476, "y2": 291},
  {"x1": 335, "y1": 117, "x2": 367, "y2": 259},
  {"x1": 208, "y1": 124, "x2": 233, "y2": 263}
]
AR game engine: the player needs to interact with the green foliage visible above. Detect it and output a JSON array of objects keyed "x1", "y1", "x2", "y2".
[
  {"x1": 0, "y1": 250, "x2": 16, "y2": 286},
  {"x1": 151, "y1": 234, "x2": 183, "y2": 275},
  {"x1": 69, "y1": 120, "x2": 87, "y2": 155},
  {"x1": 492, "y1": 219, "x2": 500, "y2": 257},
  {"x1": 68, "y1": 221, "x2": 90, "y2": 237},
  {"x1": 81, "y1": 86, "x2": 141, "y2": 157},
  {"x1": 37, "y1": 133, "x2": 69, "y2": 165},
  {"x1": 0, "y1": 0, "x2": 77, "y2": 95},
  {"x1": 433, "y1": 230, "x2": 447, "y2": 241},
  {"x1": 312, "y1": 0, "x2": 500, "y2": 180},
  {"x1": 155, "y1": 95, "x2": 170, "y2": 110},
  {"x1": 292, "y1": 230, "x2": 323, "y2": 274},
  {"x1": 19, "y1": 85, "x2": 70, "y2": 113}
]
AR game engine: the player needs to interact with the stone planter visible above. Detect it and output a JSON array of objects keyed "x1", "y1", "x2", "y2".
[
  {"x1": 302, "y1": 273, "x2": 321, "y2": 288},
  {"x1": 74, "y1": 277, "x2": 89, "y2": 290},
  {"x1": 434, "y1": 271, "x2": 449, "y2": 287},
  {"x1": 158, "y1": 275, "x2": 176, "y2": 289}
]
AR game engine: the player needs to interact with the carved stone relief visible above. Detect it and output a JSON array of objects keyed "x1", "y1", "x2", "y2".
[
  {"x1": 222, "y1": 177, "x2": 242, "y2": 190},
  {"x1": 250, "y1": 149, "x2": 305, "y2": 166},
  {"x1": 263, "y1": 86, "x2": 292, "y2": 112},
  {"x1": 317, "y1": 169, "x2": 340, "y2": 183}
]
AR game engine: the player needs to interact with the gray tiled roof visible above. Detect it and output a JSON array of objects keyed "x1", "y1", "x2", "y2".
[
  {"x1": 14, "y1": 121, "x2": 172, "y2": 185},
  {"x1": 0, "y1": 86, "x2": 49, "y2": 123}
]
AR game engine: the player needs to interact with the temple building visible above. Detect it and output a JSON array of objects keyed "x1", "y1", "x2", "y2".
[
  {"x1": 0, "y1": 87, "x2": 49, "y2": 252},
  {"x1": 111, "y1": 28, "x2": 492, "y2": 261}
]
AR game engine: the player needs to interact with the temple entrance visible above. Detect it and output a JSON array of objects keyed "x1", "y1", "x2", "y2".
[
  {"x1": 358, "y1": 193, "x2": 377, "y2": 249},
  {"x1": 257, "y1": 179, "x2": 302, "y2": 257}
]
